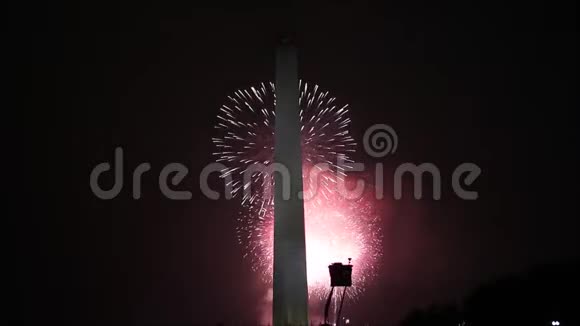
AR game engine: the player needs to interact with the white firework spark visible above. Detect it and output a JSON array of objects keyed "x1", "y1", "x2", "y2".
[{"x1": 212, "y1": 81, "x2": 357, "y2": 207}]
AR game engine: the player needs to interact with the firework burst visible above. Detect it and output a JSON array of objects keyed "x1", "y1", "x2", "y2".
[
  {"x1": 212, "y1": 81, "x2": 357, "y2": 207},
  {"x1": 238, "y1": 179, "x2": 383, "y2": 299},
  {"x1": 212, "y1": 81, "x2": 382, "y2": 300}
]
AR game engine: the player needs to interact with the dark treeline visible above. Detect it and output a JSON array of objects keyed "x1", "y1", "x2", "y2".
[{"x1": 400, "y1": 260, "x2": 579, "y2": 326}]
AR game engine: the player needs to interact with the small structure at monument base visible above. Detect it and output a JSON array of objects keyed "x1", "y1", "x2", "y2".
[{"x1": 321, "y1": 259, "x2": 353, "y2": 326}]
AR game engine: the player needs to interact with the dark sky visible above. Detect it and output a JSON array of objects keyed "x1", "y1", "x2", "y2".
[{"x1": 9, "y1": 1, "x2": 578, "y2": 325}]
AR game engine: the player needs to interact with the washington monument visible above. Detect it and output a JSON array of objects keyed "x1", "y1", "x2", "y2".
[{"x1": 272, "y1": 38, "x2": 309, "y2": 325}]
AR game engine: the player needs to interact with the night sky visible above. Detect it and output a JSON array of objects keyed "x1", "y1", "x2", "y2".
[{"x1": 9, "y1": 2, "x2": 578, "y2": 325}]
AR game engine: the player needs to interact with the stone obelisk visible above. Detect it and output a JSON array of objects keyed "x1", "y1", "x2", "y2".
[{"x1": 272, "y1": 38, "x2": 309, "y2": 325}]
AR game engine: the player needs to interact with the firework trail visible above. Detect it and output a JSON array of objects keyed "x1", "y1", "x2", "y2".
[{"x1": 212, "y1": 81, "x2": 382, "y2": 300}]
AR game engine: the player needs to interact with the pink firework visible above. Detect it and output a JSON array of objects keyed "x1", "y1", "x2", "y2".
[
  {"x1": 239, "y1": 176, "x2": 383, "y2": 299},
  {"x1": 213, "y1": 81, "x2": 383, "y2": 299}
]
